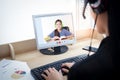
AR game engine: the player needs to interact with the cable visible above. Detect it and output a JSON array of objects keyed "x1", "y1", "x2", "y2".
[{"x1": 87, "y1": 13, "x2": 98, "y2": 56}]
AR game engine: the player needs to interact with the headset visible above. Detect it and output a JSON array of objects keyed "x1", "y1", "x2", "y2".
[
  {"x1": 83, "y1": 0, "x2": 108, "y2": 18},
  {"x1": 82, "y1": 0, "x2": 108, "y2": 56}
]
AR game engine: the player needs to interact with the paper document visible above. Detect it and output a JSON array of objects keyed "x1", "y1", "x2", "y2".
[{"x1": 0, "y1": 59, "x2": 34, "y2": 80}]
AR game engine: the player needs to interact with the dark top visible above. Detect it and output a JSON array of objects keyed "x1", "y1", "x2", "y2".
[{"x1": 68, "y1": 37, "x2": 114, "y2": 80}]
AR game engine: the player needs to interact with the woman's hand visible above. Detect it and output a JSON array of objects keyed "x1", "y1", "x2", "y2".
[
  {"x1": 41, "y1": 67, "x2": 64, "y2": 80},
  {"x1": 53, "y1": 36, "x2": 60, "y2": 40},
  {"x1": 61, "y1": 62, "x2": 75, "y2": 73}
]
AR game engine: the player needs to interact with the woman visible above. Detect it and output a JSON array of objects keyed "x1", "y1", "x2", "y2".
[
  {"x1": 48, "y1": 19, "x2": 73, "y2": 41},
  {"x1": 41, "y1": 0, "x2": 119, "y2": 79}
]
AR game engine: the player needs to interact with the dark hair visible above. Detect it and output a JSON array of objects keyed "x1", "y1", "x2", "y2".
[
  {"x1": 108, "y1": 0, "x2": 120, "y2": 69},
  {"x1": 55, "y1": 19, "x2": 62, "y2": 25},
  {"x1": 54, "y1": 19, "x2": 62, "y2": 37}
]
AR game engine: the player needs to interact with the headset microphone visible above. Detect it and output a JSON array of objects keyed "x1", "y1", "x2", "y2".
[{"x1": 83, "y1": 0, "x2": 100, "y2": 56}]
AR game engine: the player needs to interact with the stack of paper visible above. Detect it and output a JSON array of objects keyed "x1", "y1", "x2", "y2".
[{"x1": 0, "y1": 59, "x2": 34, "y2": 80}]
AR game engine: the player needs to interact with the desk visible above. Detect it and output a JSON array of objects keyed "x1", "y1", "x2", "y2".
[{"x1": 11, "y1": 38, "x2": 101, "y2": 80}]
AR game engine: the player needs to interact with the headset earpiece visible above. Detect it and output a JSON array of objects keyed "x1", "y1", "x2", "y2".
[
  {"x1": 83, "y1": 0, "x2": 107, "y2": 18},
  {"x1": 89, "y1": 0, "x2": 107, "y2": 14}
]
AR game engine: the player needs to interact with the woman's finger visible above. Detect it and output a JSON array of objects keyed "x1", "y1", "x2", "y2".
[
  {"x1": 41, "y1": 73, "x2": 47, "y2": 79},
  {"x1": 59, "y1": 70, "x2": 63, "y2": 75},
  {"x1": 44, "y1": 69, "x2": 50, "y2": 75},
  {"x1": 62, "y1": 68, "x2": 69, "y2": 73},
  {"x1": 62, "y1": 63, "x2": 68, "y2": 67},
  {"x1": 48, "y1": 68, "x2": 54, "y2": 72},
  {"x1": 62, "y1": 62, "x2": 75, "y2": 68}
]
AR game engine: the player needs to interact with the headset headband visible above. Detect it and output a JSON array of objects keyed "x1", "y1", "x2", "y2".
[{"x1": 83, "y1": 0, "x2": 107, "y2": 19}]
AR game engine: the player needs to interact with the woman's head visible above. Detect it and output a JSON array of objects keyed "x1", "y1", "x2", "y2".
[
  {"x1": 88, "y1": 0, "x2": 109, "y2": 36},
  {"x1": 55, "y1": 19, "x2": 63, "y2": 30}
]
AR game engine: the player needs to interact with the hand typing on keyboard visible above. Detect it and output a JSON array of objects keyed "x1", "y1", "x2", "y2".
[
  {"x1": 31, "y1": 54, "x2": 87, "y2": 80},
  {"x1": 41, "y1": 67, "x2": 63, "y2": 80},
  {"x1": 61, "y1": 62, "x2": 75, "y2": 74},
  {"x1": 41, "y1": 62, "x2": 75, "y2": 80}
]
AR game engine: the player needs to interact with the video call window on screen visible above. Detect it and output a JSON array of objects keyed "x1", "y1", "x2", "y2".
[{"x1": 33, "y1": 13, "x2": 76, "y2": 55}]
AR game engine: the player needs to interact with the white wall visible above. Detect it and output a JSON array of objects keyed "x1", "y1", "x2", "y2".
[{"x1": 0, "y1": 0, "x2": 76, "y2": 45}]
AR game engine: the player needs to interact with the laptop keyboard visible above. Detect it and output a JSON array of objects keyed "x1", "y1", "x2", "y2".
[{"x1": 31, "y1": 54, "x2": 88, "y2": 80}]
